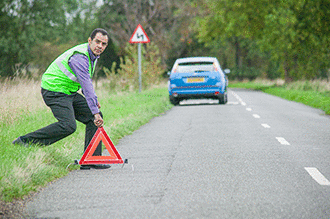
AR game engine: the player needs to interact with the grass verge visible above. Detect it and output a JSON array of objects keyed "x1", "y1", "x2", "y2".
[
  {"x1": 229, "y1": 79, "x2": 330, "y2": 115},
  {"x1": 0, "y1": 83, "x2": 172, "y2": 203}
]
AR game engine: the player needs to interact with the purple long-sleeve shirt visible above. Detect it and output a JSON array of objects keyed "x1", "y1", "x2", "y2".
[{"x1": 68, "y1": 45, "x2": 100, "y2": 115}]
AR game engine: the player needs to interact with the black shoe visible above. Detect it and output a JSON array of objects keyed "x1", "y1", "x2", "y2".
[
  {"x1": 80, "y1": 165, "x2": 92, "y2": 170},
  {"x1": 12, "y1": 137, "x2": 29, "y2": 147},
  {"x1": 80, "y1": 164, "x2": 111, "y2": 170},
  {"x1": 93, "y1": 164, "x2": 111, "y2": 169}
]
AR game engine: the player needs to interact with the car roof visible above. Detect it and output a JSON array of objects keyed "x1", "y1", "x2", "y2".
[{"x1": 175, "y1": 57, "x2": 218, "y2": 64}]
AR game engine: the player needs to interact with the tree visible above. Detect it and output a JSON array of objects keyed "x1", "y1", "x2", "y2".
[
  {"x1": 96, "y1": 0, "x2": 199, "y2": 69},
  {"x1": 195, "y1": 0, "x2": 269, "y2": 80},
  {"x1": 0, "y1": 0, "x2": 79, "y2": 78}
]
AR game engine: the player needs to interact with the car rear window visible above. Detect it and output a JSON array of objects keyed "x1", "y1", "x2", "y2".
[{"x1": 175, "y1": 62, "x2": 217, "y2": 73}]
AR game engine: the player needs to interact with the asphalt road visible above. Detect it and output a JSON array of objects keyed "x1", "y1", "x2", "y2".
[{"x1": 24, "y1": 88, "x2": 330, "y2": 218}]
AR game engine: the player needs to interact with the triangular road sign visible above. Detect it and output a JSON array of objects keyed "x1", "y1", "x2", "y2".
[
  {"x1": 129, "y1": 24, "x2": 150, "y2": 43},
  {"x1": 79, "y1": 127, "x2": 124, "y2": 165}
]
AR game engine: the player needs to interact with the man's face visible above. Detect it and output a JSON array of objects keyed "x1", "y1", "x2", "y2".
[{"x1": 88, "y1": 32, "x2": 108, "y2": 56}]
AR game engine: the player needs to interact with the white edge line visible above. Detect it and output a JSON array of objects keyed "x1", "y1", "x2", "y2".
[{"x1": 231, "y1": 91, "x2": 246, "y2": 106}]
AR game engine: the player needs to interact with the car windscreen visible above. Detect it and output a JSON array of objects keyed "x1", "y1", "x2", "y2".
[{"x1": 175, "y1": 62, "x2": 216, "y2": 73}]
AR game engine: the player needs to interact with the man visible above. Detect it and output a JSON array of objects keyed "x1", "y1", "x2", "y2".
[{"x1": 13, "y1": 28, "x2": 110, "y2": 170}]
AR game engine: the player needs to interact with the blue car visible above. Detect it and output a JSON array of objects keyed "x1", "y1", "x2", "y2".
[{"x1": 168, "y1": 57, "x2": 230, "y2": 105}]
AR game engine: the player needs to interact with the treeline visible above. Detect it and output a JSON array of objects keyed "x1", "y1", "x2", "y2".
[
  {"x1": 1, "y1": 0, "x2": 330, "y2": 82},
  {"x1": 196, "y1": 0, "x2": 330, "y2": 82}
]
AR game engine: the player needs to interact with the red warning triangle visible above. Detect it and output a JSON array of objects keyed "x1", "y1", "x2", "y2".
[{"x1": 79, "y1": 127, "x2": 124, "y2": 165}]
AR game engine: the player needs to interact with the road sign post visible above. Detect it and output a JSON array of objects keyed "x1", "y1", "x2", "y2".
[
  {"x1": 138, "y1": 43, "x2": 142, "y2": 92},
  {"x1": 129, "y1": 24, "x2": 150, "y2": 92}
]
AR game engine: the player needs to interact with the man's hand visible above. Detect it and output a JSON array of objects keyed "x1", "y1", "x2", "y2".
[{"x1": 94, "y1": 113, "x2": 103, "y2": 127}]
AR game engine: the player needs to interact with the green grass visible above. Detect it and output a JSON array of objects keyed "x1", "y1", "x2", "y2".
[
  {"x1": 0, "y1": 84, "x2": 172, "y2": 202},
  {"x1": 262, "y1": 88, "x2": 330, "y2": 115},
  {"x1": 230, "y1": 80, "x2": 330, "y2": 115}
]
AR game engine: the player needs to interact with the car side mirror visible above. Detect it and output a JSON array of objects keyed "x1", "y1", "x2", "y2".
[{"x1": 224, "y1": 69, "x2": 230, "y2": 74}]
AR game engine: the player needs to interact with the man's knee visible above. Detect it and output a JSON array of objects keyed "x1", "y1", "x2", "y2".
[
  {"x1": 60, "y1": 121, "x2": 77, "y2": 135},
  {"x1": 67, "y1": 123, "x2": 77, "y2": 134}
]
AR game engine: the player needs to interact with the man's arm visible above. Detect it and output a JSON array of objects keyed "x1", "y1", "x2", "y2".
[{"x1": 68, "y1": 54, "x2": 103, "y2": 127}]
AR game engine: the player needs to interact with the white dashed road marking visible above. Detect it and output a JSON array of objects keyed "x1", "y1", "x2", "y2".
[
  {"x1": 231, "y1": 90, "x2": 330, "y2": 188},
  {"x1": 276, "y1": 137, "x2": 290, "y2": 145},
  {"x1": 305, "y1": 167, "x2": 330, "y2": 186},
  {"x1": 261, "y1": 124, "x2": 271, "y2": 128}
]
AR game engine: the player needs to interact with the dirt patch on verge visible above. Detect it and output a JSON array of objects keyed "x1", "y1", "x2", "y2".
[{"x1": 0, "y1": 199, "x2": 28, "y2": 219}]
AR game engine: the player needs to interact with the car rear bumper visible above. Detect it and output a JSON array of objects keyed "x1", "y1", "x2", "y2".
[{"x1": 169, "y1": 87, "x2": 224, "y2": 99}]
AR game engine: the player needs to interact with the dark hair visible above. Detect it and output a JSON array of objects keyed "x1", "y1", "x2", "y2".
[{"x1": 90, "y1": 28, "x2": 109, "y2": 40}]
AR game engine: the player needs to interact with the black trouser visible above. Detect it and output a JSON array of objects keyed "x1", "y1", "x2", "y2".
[{"x1": 20, "y1": 88, "x2": 102, "y2": 155}]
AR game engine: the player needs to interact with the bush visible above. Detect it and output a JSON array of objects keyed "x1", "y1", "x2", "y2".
[
  {"x1": 229, "y1": 66, "x2": 262, "y2": 81},
  {"x1": 103, "y1": 42, "x2": 165, "y2": 92}
]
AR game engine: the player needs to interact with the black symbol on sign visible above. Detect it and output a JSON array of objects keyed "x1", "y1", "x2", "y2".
[{"x1": 137, "y1": 33, "x2": 144, "y2": 41}]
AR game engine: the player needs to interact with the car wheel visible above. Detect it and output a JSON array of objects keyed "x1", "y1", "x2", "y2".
[
  {"x1": 218, "y1": 92, "x2": 227, "y2": 104},
  {"x1": 169, "y1": 96, "x2": 180, "y2": 106}
]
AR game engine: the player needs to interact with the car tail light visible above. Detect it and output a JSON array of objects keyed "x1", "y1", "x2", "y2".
[
  {"x1": 173, "y1": 63, "x2": 178, "y2": 73},
  {"x1": 215, "y1": 91, "x2": 220, "y2": 95},
  {"x1": 213, "y1": 63, "x2": 218, "y2": 71},
  {"x1": 173, "y1": 92, "x2": 178, "y2": 97}
]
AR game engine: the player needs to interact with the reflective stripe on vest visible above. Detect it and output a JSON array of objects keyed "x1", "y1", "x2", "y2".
[{"x1": 55, "y1": 58, "x2": 79, "y2": 82}]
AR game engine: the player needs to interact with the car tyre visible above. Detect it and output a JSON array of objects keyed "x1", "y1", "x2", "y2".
[
  {"x1": 169, "y1": 96, "x2": 180, "y2": 106},
  {"x1": 218, "y1": 92, "x2": 227, "y2": 104}
]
